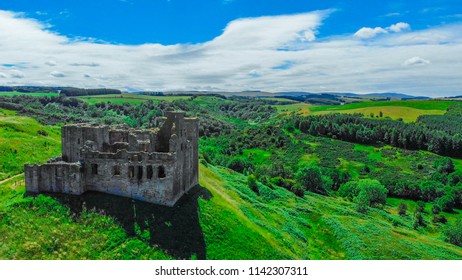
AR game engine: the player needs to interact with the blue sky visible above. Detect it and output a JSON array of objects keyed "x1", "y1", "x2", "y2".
[{"x1": 1, "y1": 0, "x2": 462, "y2": 96}]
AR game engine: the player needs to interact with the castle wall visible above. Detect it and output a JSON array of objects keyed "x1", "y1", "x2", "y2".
[
  {"x1": 25, "y1": 162, "x2": 84, "y2": 195},
  {"x1": 25, "y1": 111, "x2": 199, "y2": 207}
]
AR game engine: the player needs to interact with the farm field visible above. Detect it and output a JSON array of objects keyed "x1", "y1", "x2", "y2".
[
  {"x1": 0, "y1": 92, "x2": 59, "y2": 97},
  {"x1": 275, "y1": 100, "x2": 459, "y2": 122},
  {"x1": 78, "y1": 94, "x2": 190, "y2": 105}
]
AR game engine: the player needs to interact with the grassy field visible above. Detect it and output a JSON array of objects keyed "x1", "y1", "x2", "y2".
[
  {"x1": 0, "y1": 92, "x2": 59, "y2": 97},
  {"x1": 275, "y1": 100, "x2": 459, "y2": 122},
  {"x1": 0, "y1": 109, "x2": 61, "y2": 180},
  {"x1": 78, "y1": 94, "x2": 190, "y2": 105}
]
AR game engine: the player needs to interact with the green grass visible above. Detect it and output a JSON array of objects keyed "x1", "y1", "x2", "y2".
[
  {"x1": 79, "y1": 94, "x2": 190, "y2": 105},
  {"x1": 0, "y1": 109, "x2": 61, "y2": 180},
  {"x1": 2, "y1": 107, "x2": 462, "y2": 259},
  {"x1": 313, "y1": 106, "x2": 445, "y2": 122},
  {"x1": 0, "y1": 92, "x2": 59, "y2": 97},
  {"x1": 310, "y1": 100, "x2": 459, "y2": 112},
  {"x1": 275, "y1": 100, "x2": 459, "y2": 122}
]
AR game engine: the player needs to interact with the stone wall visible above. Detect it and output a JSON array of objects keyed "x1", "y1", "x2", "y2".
[{"x1": 24, "y1": 111, "x2": 199, "y2": 207}]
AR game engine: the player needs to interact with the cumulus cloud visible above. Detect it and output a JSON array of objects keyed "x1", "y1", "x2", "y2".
[
  {"x1": 388, "y1": 22, "x2": 411, "y2": 32},
  {"x1": 355, "y1": 22, "x2": 411, "y2": 39},
  {"x1": 0, "y1": 10, "x2": 461, "y2": 96},
  {"x1": 403, "y1": 57, "x2": 431, "y2": 66},
  {"x1": 354, "y1": 27, "x2": 388, "y2": 39},
  {"x1": 0, "y1": 72, "x2": 7, "y2": 78}
]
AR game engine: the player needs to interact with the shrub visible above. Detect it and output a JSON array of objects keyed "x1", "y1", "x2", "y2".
[
  {"x1": 444, "y1": 219, "x2": 462, "y2": 247},
  {"x1": 432, "y1": 204, "x2": 441, "y2": 215},
  {"x1": 416, "y1": 201, "x2": 426, "y2": 213},
  {"x1": 437, "y1": 194, "x2": 455, "y2": 212},
  {"x1": 338, "y1": 181, "x2": 361, "y2": 200},
  {"x1": 448, "y1": 171, "x2": 462, "y2": 186},
  {"x1": 432, "y1": 215, "x2": 447, "y2": 224},
  {"x1": 295, "y1": 164, "x2": 326, "y2": 195},
  {"x1": 419, "y1": 180, "x2": 445, "y2": 202},
  {"x1": 398, "y1": 202, "x2": 407, "y2": 216},
  {"x1": 247, "y1": 174, "x2": 259, "y2": 194},
  {"x1": 340, "y1": 179, "x2": 388, "y2": 213},
  {"x1": 413, "y1": 212, "x2": 425, "y2": 229},
  {"x1": 434, "y1": 158, "x2": 455, "y2": 174}
]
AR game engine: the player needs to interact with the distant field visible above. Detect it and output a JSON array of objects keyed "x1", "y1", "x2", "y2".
[
  {"x1": 259, "y1": 97, "x2": 298, "y2": 103},
  {"x1": 79, "y1": 94, "x2": 190, "y2": 105},
  {"x1": 0, "y1": 91, "x2": 59, "y2": 97},
  {"x1": 311, "y1": 100, "x2": 459, "y2": 112},
  {"x1": 275, "y1": 100, "x2": 460, "y2": 122},
  {"x1": 313, "y1": 106, "x2": 446, "y2": 122},
  {"x1": 275, "y1": 103, "x2": 313, "y2": 116}
]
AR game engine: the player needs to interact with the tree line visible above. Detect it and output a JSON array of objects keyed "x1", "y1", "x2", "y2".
[{"x1": 291, "y1": 106, "x2": 462, "y2": 158}]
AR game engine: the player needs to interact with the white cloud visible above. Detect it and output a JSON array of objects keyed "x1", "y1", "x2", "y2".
[
  {"x1": 45, "y1": 60, "x2": 57, "y2": 66},
  {"x1": 388, "y1": 22, "x2": 410, "y2": 33},
  {"x1": 355, "y1": 22, "x2": 410, "y2": 39},
  {"x1": 10, "y1": 70, "x2": 25, "y2": 79},
  {"x1": 0, "y1": 10, "x2": 461, "y2": 96},
  {"x1": 0, "y1": 72, "x2": 7, "y2": 78},
  {"x1": 403, "y1": 57, "x2": 431, "y2": 66},
  {"x1": 50, "y1": 71, "x2": 66, "y2": 78},
  {"x1": 354, "y1": 27, "x2": 388, "y2": 39}
]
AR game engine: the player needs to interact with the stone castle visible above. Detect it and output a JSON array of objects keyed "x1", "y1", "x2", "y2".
[{"x1": 25, "y1": 112, "x2": 199, "y2": 206}]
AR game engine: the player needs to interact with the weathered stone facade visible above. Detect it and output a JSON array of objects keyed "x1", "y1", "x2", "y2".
[{"x1": 25, "y1": 111, "x2": 199, "y2": 206}]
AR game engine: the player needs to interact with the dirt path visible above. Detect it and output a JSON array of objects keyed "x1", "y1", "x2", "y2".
[{"x1": 0, "y1": 173, "x2": 23, "y2": 185}]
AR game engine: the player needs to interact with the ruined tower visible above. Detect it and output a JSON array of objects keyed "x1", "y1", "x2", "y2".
[{"x1": 24, "y1": 112, "x2": 199, "y2": 206}]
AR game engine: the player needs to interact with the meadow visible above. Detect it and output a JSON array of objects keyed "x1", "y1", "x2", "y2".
[{"x1": 276, "y1": 100, "x2": 459, "y2": 122}]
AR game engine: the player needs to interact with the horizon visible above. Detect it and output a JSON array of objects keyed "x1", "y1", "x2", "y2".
[{"x1": 1, "y1": 1, "x2": 461, "y2": 97}]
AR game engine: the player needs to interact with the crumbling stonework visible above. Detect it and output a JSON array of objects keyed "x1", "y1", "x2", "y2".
[{"x1": 25, "y1": 111, "x2": 199, "y2": 206}]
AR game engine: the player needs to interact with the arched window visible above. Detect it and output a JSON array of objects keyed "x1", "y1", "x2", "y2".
[
  {"x1": 158, "y1": 166, "x2": 166, "y2": 178},
  {"x1": 128, "y1": 166, "x2": 135, "y2": 178},
  {"x1": 147, "y1": 166, "x2": 153, "y2": 180},
  {"x1": 113, "y1": 165, "x2": 121, "y2": 176},
  {"x1": 91, "y1": 164, "x2": 98, "y2": 175},
  {"x1": 137, "y1": 166, "x2": 143, "y2": 180}
]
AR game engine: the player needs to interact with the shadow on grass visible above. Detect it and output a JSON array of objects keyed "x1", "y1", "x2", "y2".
[{"x1": 45, "y1": 185, "x2": 212, "y2": 260}]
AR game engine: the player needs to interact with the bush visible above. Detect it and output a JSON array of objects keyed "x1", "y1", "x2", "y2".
[
  {"x1": 324, "y1": 169, "x2": 351, "y2": 191},
  {"x1": 416, "y1": 201, "x2": 426, "y2": 213},
  {"x1": 338, "y1": 181, "x2": 361, "y2": 199},
  {"x1": 339, "y1": 179, "x2": 388, "y2": 213},
  {"x1": 432, "y1": 204, "x2": 441, "y2": 215},
  {"x1": 444, "y1": 219, "x2": 462, "y2": 247},
  {"x1": 419, "y1": 180, "x2": 445, "y2": 202},
  {"x1": 295, "y1": 164, "x2": 326, "y2": 195},
  {"x1": 432, "y1": 215, "x2": 447, "y2": 224},
  {"x1": 413, "y1": 212, "x2": 425, "y2": 229},
  {"x1": 434, "y1": 158, "x2": 455, "y2": 174},
  {"x1": 398, "y1": 202, "x2": 407, "y2": 216},
  {"x1": 437, "y1": 194, "x2": 455, "y2": 212},
  {"x1": 247, "y1": 174, "x2": 259, "y2": 194},
  {"x1": 448, "y1": 171, "x2": 462, "y2": 186}
]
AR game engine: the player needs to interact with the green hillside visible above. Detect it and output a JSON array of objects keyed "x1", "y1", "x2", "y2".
[{"x1": 1, "y1": 111, "x2": 462, "y2": 259}]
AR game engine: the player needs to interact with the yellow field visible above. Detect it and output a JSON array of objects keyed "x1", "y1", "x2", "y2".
[
  {"x1": 275, "y1": 102, "x2": 447, "y2": 122},
  {"x1": 312, "y1": 106, "x2": 446, "y2": 122}
]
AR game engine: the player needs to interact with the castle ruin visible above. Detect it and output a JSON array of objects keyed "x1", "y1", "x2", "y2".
[{"x1": 24, "y1": 111, "x2": 199, "y2": 206}]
